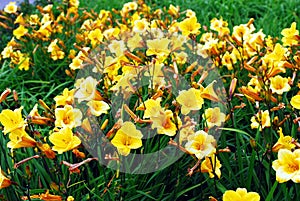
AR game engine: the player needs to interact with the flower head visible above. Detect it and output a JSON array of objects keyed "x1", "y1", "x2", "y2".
[
  {"x1": 0, "y1": 168, "x2": 11, "y2": 189},
  {"x1": 178, "y1": 16, "x2": 201, "y2": 36},
  {"x1": 4, "y1": 2, "x2": 18, "y2": 14},
  {"x1": 281, "y1": 22, "x2": 299, "y2": 46},
  {"x1": 201, "y1": 154, "x2": 222, "y2": 178},
  {"x1": 151, "y1": 110, "x2": 181, "y2": 136},
  {"x1": 269, "y1": 75, "x2": 291, "y2": 95},
  {"x1": 176, "y1": 88, "x2": 204, "y2": 115},
  {"x1": 7, "y1": 128, "x2": 36, "y2": 149},
  {"x1": 223, "y1": 188, "x2": 260, "y2": 201},
  {"x1": 250, "y1": 110, "x2": 271, "y2": 131},
  {"x1": 49, "y1": 127, "x2": 81, "y2": 154},
  {"x1": 272, "y1": 128, "x2": 296, "y2": 152},
  {"x1": 0, "y1": 106, "x2": 25, "y2": 134},
  {"x1": 185, "y1": 130, "x2": 216, "y2": 160},
  {"x1": 291, "y1": 94, "x2": 300, "y2": 109},
  {"x1": 203, "y1": 107, "x2": 226, "y2": 128},
  {"x1": 87, "y1": 100, "x2": 110, "y2": 116},
  {"x1": 272, "y1": 149, "x2": 300, "y2": 183},
  {"x1": 111, "y1": 121, "x2": 143, "y2": 156},
  {"x1": 55, "y1": 105, "x2": 82, "y2": 128}
]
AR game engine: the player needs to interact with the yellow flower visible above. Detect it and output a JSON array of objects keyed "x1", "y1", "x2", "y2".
[
  {"x1": 0, "y1": 167, "x2": 11, "y2": 189},
  {"x1": 151, "y1": 110, "x2": 181, "y2": 136},
  {"x1": 201, "y1": 154, "x2": 222, "y2": 179},
  {"x1": 47, "y1": 39, "x2": 65, "y2": 60},
  {"x1": 133, "y1": 19, "x2": 150, "y2": 33},
  {"x1": 291, "y1": 94, "x2": 300, "y2": 109},
  {"x1": 55, "y1": 105, "x2": 82, "y2": 128},
  {"x1": 250, "y1": 110, "x2": 271, "y2": 131},
  {"x1": 178, "y1": 16, "x2": 201, "y2": 36},
  {"x1": 210, "y1": 18, "x2": 230, "y2": 37},
  {"x1": 146, "y1": 38, "x2": 171, "y2": 58},
  {"x1": 14, "y1": 13, "x2": 25, "y2": 25},
  {"x1": 7, "y1": 128, "x2": 36, "y2": 149},
  {"x1": 272, "y1": 128, "x2": 296, "y2": 152},
  {"x1": 67, "y1": 196, "x2": 75, "y2": 201},
  {"x1": 121, "y1": 2, "x2": 137, "y2": 15},
  {"x1": 69, "y1": 56, "x2": 83, "y2": 70},
  {"x1": 111, "y1": 121, "x2": 143, "y2": 156},
  {"x1": 176, "y1": 88, "x2": 204, "y2": 115},
  {"x1": 4, "y1": 2, "x2": 18, "y2": 14},
  {"x1": 185, "y1": 130, "x2": 216, "y2": 160},
  {"x1": 74, "y1": 76, "x2": 98, "y2": 103},
  {"x1": 87, "y1": 100, "x2": 110, "y2": 116},
  {"x1": 29, "y1": 14, "x2": 40, "y2": 25},
  {"x1": 0, "y1": 106, "x2": 25, "y2": 134},
  {"x1": 127, "y1": 33, "x2": 143, "y2": 51},
  {"x1": 108, "y1": 40, "x2": 126, "y2": 57},
  {"x1": 168, "y1": 4, "x2": 179, "y2": 17},
  {"x1": 13, "y1": 25, "x2": 28, "y2": 39},
  {"x1": 137, "y1": 98, "x2": 163, "y2": 119},
  {"x1": 49, "y1": 127, "x2": 81, "y2": 154},
  {"x1": 203, "y1": 107, "x2": 226, "y2": 128},
  {"x1": 269, "y1": 75, "x2": 291, "y2": 95},
  {"x1": 272, "y1": 149, "x2": 300, "y2": 183},
  {"x1": 281, "y1": 22, "x2": 299, "y2": 46},
  {"x1": 88, "y1": 29, "x2": 103, "y2": 48},
  {"x1": 1, "y1": 45, "x2": 13, "y2": 59},
  {"x1": 223, "y1": 188, "x2": 260, "y2": 201},
  {"x1": 54, "y1": 88, "x2": 75, "y2": 106}
]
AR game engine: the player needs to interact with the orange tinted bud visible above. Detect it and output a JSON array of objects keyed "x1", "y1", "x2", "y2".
[{"x1": 0, "y1": 88, "x2": 11, "y2": 103}]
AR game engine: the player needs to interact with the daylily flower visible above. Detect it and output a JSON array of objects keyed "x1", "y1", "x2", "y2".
[
  {"x1": 4, "y1": 2, "x2": 18, "y2": 14},
  {"x1": 137, "y1": 98, "x2": 163, "y2": 119},
  {"x1": 201, "y1": 154, "x2": 222, "y2": 179},
  {"x1": 87, "y1": 100, "x2": 110, "y2": 116},
  {"x1": 151, "y1": 110, "x2": 181, "y2": 136},
  {"x1": 13, "y1": 25, "x2": 28, "y2": 39},
  {"x1": 176, "y1": 88, "x2": 204, "y2": 115},
  {"x1": 0, "y1": 167, "x2": 11, "y2": 189},
  {"x1": 55, "y1": 105, "x2": 82, "y2": 128},
  {"x1": 185, "y1": 130, "x2": 216, "y2": 160},
  {"x1": 7, "y1": 128, "x2": 36, "y2": 149},
  {"x1": 49, "y1": 127, "x2": 81, "y2": 154},
  {"x1": 0, "y1": 106, "x2": 25, "y2": 134},
  {"x1": 54, "y1": 88, "x2": 75, "y2": 106},
  {"x1": 178, "y1": 16, "x2": 201, "y2": 36},
  {"x1": 269, "y1": 75, "x2": 291, "y2": 95},
  {"x1": 223, "y1": 188, "x2": 260, "y2": 201},
  {"x1": 74, "y1": 76, "x2": 100, "y2": 103},
  {"x1": 111, "y1": 121, "x2": 143, "y2": 156},
  {"x1": 272, "y1": 128, "x2": 296, "y2": 152},
  {"x1": 281, "y1": 22, "x2": 299, "y2": 46},
  {"x1": 291, "y1": 94, "x2": 300, "y2": 109},
  {"x1": 203, "y1": 107, "x2": 226, "y2": 128},
  {"x1": 250, "y1": 110, "x2": 271, "y2": 131},
  {"x1": 272, "y1": 149, "x2": 300, "y2": 183},
  {"x1": 146, "y1": 38, "x2": 171, "y2": 59}
]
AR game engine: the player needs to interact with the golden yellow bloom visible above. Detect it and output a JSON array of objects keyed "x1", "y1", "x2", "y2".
[
  {"x1": 1, "y1": 45, "x2": 13, "y2": 59},
  {"x1": 178, "y1": 16, "x2": 201, "y2": 36},
  {"x1": 176, "y1": 88, "x2": 204, "y2": 115},
  {"x1": 210, "y1": 18, "x2": 230, "y2": 37},
  {"x1": 7, "y1": 128, "x2": 36, "y2": 149},
  {"x1": 4, "y1": 2, "x2": 17, "y2": 14},
  {"x1": 250, "y1": 110, "x2": 271, "y2": 131},
  {"x1": 137, "y1": 98, "x2": 163, "y2": 119},
  {"x1": 151, "y1": 110, "x2": 181, "y2": 136},
  {"x1": 185, "y1": 130, "x2": 216, "y2": 160},
  {"x1": 74, "y1": 76, "x2": 98, "y2": 103},
  {"x1": 88, "y1": 29, "x2": 103, "y2": 48},
  {"x1": 49, "y1": 127, "x2": 81, "y2": 154},
  {"x1": 272, "y1": 149, "x2": 300, "y2": 183},
  {"x1": 54, "y1": 88, "x2": 75, "y2": 106},
  {"x1": 55, "y1": 105, "x2": 82, "y2": 128},
  {"x1": 281, "y1": 22, "x2": 299, "y2": 46},
  {"x1": 0, "y1": 167, "x2": 11, "y2": 189},
  {"x1": 29, "y1": 14, "x2": 40, "y2": 25},
  {"x1": 269, "y1": 75, "x2": 291, "y2": 95},
  {"x1": 13, "y1": 25, "x2": 28, "y2": 39},
  {"x1": 223, "y1": 188, "x2": 260, "y2": 201},
  {"x1": 0, "y1": 106, "x2": 25, "y2": 134},
  {"x1": 67, "y1": 196, "x2": 75, "y2": 201},
  {"x1": 272, "y1": 128, "x2": 296, "y2": 152},
  {"x1": 168, "y1": 4, "x2": 179, "y2": 17},
  {"x1": 221, "y1": 51, "x2": 236, "y2": 70},
  {"x1": 185, "y1": 9, "x2": 196, "y2": 18},
  {"x1": 111, "y1": 121, "x2": 143, "y2": 156},
  {"x1": 15, "y1": 13, "x2": 25, "y2": 25},
  {"x1": 87, "y1": 100, "x2": 110, "y2": 116},
  {"x1": 201, "y1": 154, "x2": 222, "y2": 179},
  {"x1": 203, "y1": 107, "x2": 226, "y2": 128},
  {"x1": 291, "y1": 94, "x2": 300, "y2": 109}
]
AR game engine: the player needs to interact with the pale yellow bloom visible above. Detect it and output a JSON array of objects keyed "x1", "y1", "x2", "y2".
[
  {"x1": 272, "y1": 128, "x2": 296, "y2": 152},
  {"x1": 87, "y1": 100, "x2": 110, "y2": 116},
  {"x1": 55, "y1": 105, "x2": 82, "y2": 128},
  {"x1": 0, "y1": 106, "x2": 25, "y2": 134},
  {"x1": 151, "y1": 110, "x2": 181, "y2": 136},
  {"x1": 185, "y1": 130, "x2": 216, "y2": 160},
  {"x1": 74, "y1": 76, "x2": 98, "y2": 103},
  {"x1": 13, "y1": 25, "x2": 28, "y2": 39},
  {"x1": 4, "y1": 2, "x2": 17, "y2": 14},
  {"x1": 176, "y1": 88, "x2": 204, "y2": 115},
  {"x1": 269, "y1": 75, "x2": 291, "y2": 95},
  {"x1": 203, "y1": 107, "x2": 226, "y2": 128},
  {"x1": 272, "y1": 149, "x2": 300, "y2": 183},
  {"x1": 250, "y1": 110, "x2": 271, "y2": 131}
]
